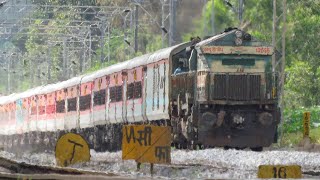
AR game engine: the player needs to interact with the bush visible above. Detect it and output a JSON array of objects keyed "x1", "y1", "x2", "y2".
[{"x1": 283, "y1": 106, "x2": 320, "y2": 133}]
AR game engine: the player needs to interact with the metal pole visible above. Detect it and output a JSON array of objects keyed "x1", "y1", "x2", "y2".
[
  {"x1": 211, "y1": 0, "x2": 215, "y2": 34},
  {"x1": 169, "y1": 0, "x2": 177, "y2": 46},
  {"x1": 63, "y1": 38, "x2": 67, "y2": 79},
  {"x1": 101, "y1": 19, "x2": 105, "y2": 63},
  {"x1": 89, "y1": 29, "x2": 92, "y2": 68},
  {"x1": 80, "y1": 41, "x2": 84, "y2": 73},
  {"x1": 48, "y1": 48, "x2": 51, "y2": 82},
  {"x1": 281, "y1": 0, "x2": 286, "y2": 108},
  {"x1": 272, "y1": 0, "x2": 276, "y2": 71},
  {"x1": 30, "y1": 54, "x2": 33, "y2": 88},
  {"x1": 238, "y1": 0, "x2": 243, "y2": 25},
  {"x1": 161, "y1": 0, "x2": 165, "y2": 48},
  {"x1": 37, "y1": 57, "x2": 40, "y2": 86},
  {"x1": 134, "y1": 4, "x2": 138, "y2": 53},
  {"x1": 7, "y1": 56, "x2": 10, "y2": 94},
  {"x1": 107, "y1": 23, "x2": 110, "y2": 62}
]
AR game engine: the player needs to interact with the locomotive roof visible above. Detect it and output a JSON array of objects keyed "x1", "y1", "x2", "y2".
[
  {"x1": 195, "y1": 29, "x2": 236, "y2": 48},
  {"x1": 0, "y1": 42, "x2": 190, "y2": 104}
]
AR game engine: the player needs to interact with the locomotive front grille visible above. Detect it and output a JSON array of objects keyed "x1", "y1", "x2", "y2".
[{"x1": 212, "y1": 74, "x2": 261, "y2": 101}]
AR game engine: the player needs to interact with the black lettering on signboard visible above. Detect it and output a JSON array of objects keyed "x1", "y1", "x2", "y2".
[
  {"x1": 273, "y1": 167, "x2": 287, "y2": 178},
  {"x1": 155, "y1": 146, "x2": 170, "y2": 162},
  {"x1": 136, "y1": 126, "x2": 152, "y2": 146},
  {"x1": 125, "y1": 126, "x2": 136, "y2": 143},
  {"x1": 68, "y1": 139, "x2": 83, "y2": 163}
]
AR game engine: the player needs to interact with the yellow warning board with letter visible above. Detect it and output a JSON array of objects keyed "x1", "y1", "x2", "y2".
[
  {"x1": 303, "y1": 112, "x2": 311, "y2": 138},
  {"x1": 55, "y1": 133, "x2": 90, "y2": 167},
  {"x1": 258, "y1": 165, "x2": 302, "y2": 178},
  {"x1": 122, "y1": 125, "x2": 171, "y2": 164}
]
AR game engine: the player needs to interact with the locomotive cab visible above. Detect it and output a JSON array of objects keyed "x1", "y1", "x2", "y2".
[{"x1": 170, "y1": 29, "x2": 280, "y2": 150}]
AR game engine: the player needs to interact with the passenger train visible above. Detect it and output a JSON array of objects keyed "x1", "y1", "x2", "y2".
[{"x1": 0, "y1": 28, "x2": 280, "y2": 152}]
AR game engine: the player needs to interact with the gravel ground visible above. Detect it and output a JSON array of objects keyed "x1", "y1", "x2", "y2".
[{"x1": 1, "y1": 148, "x2": 320, "y2": 179}]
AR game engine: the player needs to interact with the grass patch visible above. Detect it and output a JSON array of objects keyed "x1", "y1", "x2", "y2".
[{"x1": 280, "y1": 127, "x2": 320, "y2": 147}]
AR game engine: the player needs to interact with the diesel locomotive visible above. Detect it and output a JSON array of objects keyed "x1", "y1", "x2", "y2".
[{"x1": 0, "y1": 28, "x2": 279, "y2": 152}]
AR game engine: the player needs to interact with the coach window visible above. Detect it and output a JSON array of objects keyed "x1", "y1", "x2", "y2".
[
  {"x1": 109, "y1": 86, "x2": 117, "y2": 102},
  {"x1": 127, "y1": 81, "x2": 142, "y2": 100},
  {"x1": 116, "y1": 85, "x2": 123, "y2": 102},
  {"x1": 67, "y1": 87, "x2": 77, "y2": 112},
  {"x1": 134, "y1": 81, "x2": 142, "y2": 98},
  {"x1": 56, "y1": 99, "x2": 65, "y2": 113},
  {"x1": 127, "y1": 83, "x2": 134, "y2": 100},
  {"x1": 94, "y1": 89, "x2": 106, "y2": 106},
  {"x1": 79, "y1": 94, "x2": 91, "y2": 111},
  {"x1": 189, "y1": 50, "x2": 197, "y2": 71},
  {"x1": 56, "y1": 90, "x2": 65, "y2": 113},
  {"x1": 172, "y1": 49, "x2": 189, "y2": 75}
]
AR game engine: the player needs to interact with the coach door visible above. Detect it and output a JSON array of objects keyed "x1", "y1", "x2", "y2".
[
  {"x1": 126, "y1": 67, "x2": 143, "y2": 122},
  {"x1": 15, "y1": 99, "x2": 23, "y2": 134},
  {"x1": 22, "y1": 98, "x2": 29, "y2": 134},
  {"x1": 46, "y1": 92, "x2": 56, "y2": 132},
  {"x1": 55, "y1": 89, "x2": 66, "y2": 130},
  {"x1": 37, "y1": 94, "x2": 46, "y2": 131},
  {"x1": 108, "y1": 72, "x2": 123, "y2": 124},
  {"x1": 65, "y1": 86, "x2": 78, "y2": 130},
  {"x1": 93, "y1": 76, "x2": 107, "y2": 126},
  {"x1": 29, "y1": 96, "x2": 37, "y2": 132},
  {"x1": 79, "y1": 82, "x2": 93, "y2": 129}
]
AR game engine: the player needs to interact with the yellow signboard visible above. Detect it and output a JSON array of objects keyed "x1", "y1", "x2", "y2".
[
  {"x1": 55, "y1": 133, "x2": 90, "y2": 167},
  {"x1": 122, "y1": 125, "x2": 171, "y2": 164},
  {"x1": 303, "y1": 112, "x2": 311, "y2": 138},
  {"x1": 258, "y1": 165, "x2": 302, "y2": 179}
]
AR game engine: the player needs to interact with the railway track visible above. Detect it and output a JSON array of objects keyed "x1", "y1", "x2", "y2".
[
  {"x1": 0, "y1": 155, "x2": 126, "y2": 179},
  {"x1": 1, "y1": 148, "x2": 320, "y2": 179}
]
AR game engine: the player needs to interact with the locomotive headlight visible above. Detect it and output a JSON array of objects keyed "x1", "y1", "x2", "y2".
[
  {"x1": 258, "y1": 112, "x2": 273, "y2": 126},
  {"x1": 235, "y1": 30, "x2": 243, "y2": 38},
  {"x1": 235, "y1": 38, "x2": 242, "y2": 46}
]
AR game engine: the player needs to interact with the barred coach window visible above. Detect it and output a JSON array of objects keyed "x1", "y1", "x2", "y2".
[
  {"x1": 56, "y1": 100, "x2": 65, "y2": 113},
  {"x1": 109, "y1": 87, "x2": 116, "y2": 102},
  {"x1": 127, "y1": 81, "x2": 142, "y2": 100},
  {"x1": 116, "y1": 86, "x2": 123, "y2": 102},
  {"x1": 110, "y1": 86, "x2": 123, "y2": 102},
  {"x1": 67, "y1": 97, "x2": 77, "y2": 112},
  {"x1": 94, "y1": 89, "x2": 106, "y2": 106},
  {"x1": 127, "y1": 83, "x2": 134, "y2": 100},
  {"x1": 134, "y1": 81, "x2": 142, "y2": 99},
  {"x1": 79, "y1": 94, "x2": 91, "y2": 111}
]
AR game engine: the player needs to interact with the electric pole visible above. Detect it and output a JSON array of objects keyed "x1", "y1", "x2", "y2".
[
  {"x1": 238, "y1": 0, "x2": 244, "y2": 25},
  {"x1": 211, "y1": 0, "x2": 215, "y2": 34},
  {"x1": 272, "y1": 0, "x2": 287, "y2": 143},
  {"x1": 169, "y1": 0, "x2": 177, "y2": 46},
  {"x1": 134, "y1": 4, "x2": 139, "y2": 53},
  {"x1": 161, "y1": 0, "x2": 165, "y2": 48}
]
